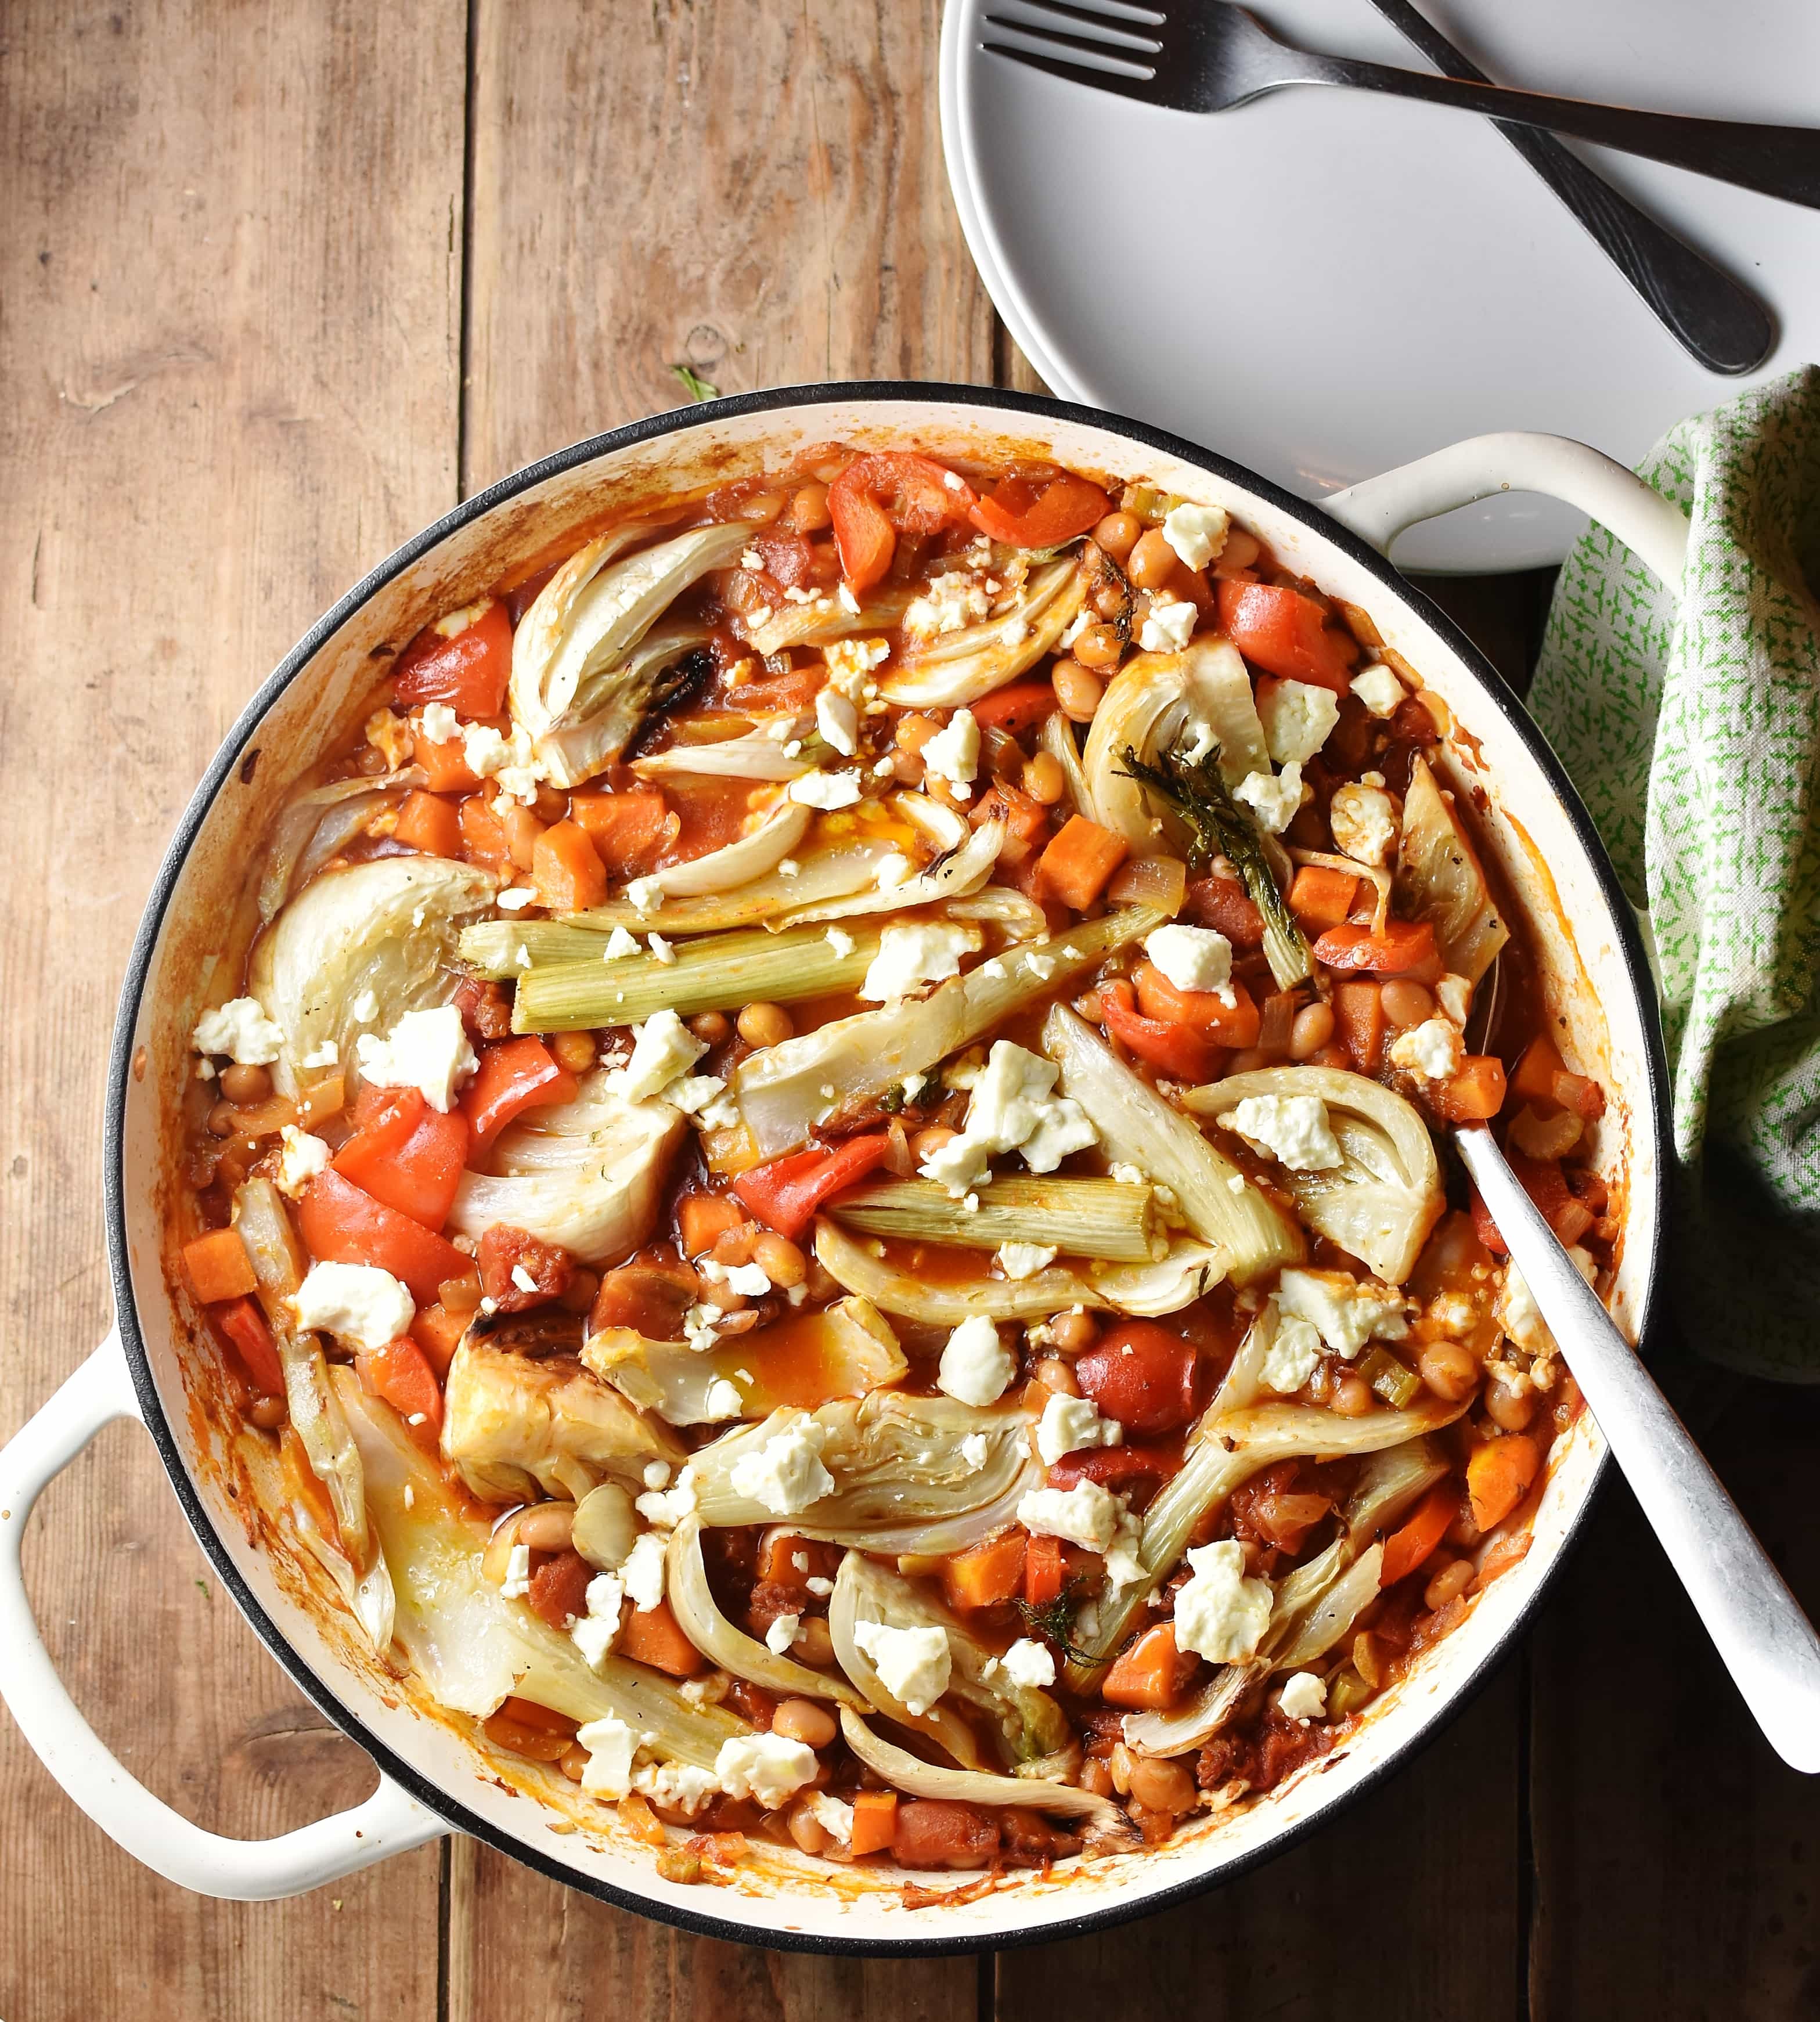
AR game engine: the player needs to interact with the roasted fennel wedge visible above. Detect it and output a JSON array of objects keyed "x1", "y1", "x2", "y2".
[
  {"x1": 828, "y1": 1175, "x2": 1162, "y2": 1262},
  {"x1": 878, "y1": 556, "x2": 1085, "y2": 709}
]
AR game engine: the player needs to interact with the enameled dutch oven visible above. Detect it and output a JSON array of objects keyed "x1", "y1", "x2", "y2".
[{"x1": 0, "y1": 386, "x2": 1679, "y2": 1952}]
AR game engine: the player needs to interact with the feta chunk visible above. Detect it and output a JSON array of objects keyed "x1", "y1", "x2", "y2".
[
  {"x1": 859, "y1": 921, "x2": 975, "y2": 1003},
  {"x1": 275, "y1": 1124, "x2": 330, "y2": 1199},
  {"x1": 354, "y1": 1004, "x2": 477, "y2": 1112},
  {"x1": 461, "y1": 719, "x2": 545, "y2": 803},
  {"x1": 904, "y1": 572, "x2": 991, "y2": 641},
  {"x1": 700, "y1": 1377, "x2": 745, "y2": 1421},
  {"x1": 1329, "y1": 782, "x2": 1400, "y2": 867},
  {"x1": 1144, "y1": 923, "x2": 1236, "y2": 1004},
  {"x1": 1435, "y1": 972, "x2": 1473, "y2": 1028},
  {"x1": 192, "y1": 996, "x2": 286, "y2": 1066},
  {"x1": 607, "y1": 1008, "x2": 708, "y2": 1102},
  {"x1": 826, "y1": 926, "x2": 856, "y2": 958},
  {"x1": 728, "y1": 1417, "x2": 835, "y2": 1515},
  {"x1": 1174, "y1": 1540, "x2": 1273, "y2": 1663},
  {"x1": 789, "y1": 767, "x2": 864, "y2": 810},
  {"x1": 920, "y1": 709, "x2": 980, "y2": 797},
  {"x1": 936, "y1": 1315, "x2": 1015, "y2": 1407},
  {"x1": 1233, "y1": 763, "x2": 1306, "y2": 835},
  {"x1": 620, "y1": 1531, "x2": 668, "y2": 1613},
  {"x1": 823, "y1": 636, "x2": 891, "y2": 686},
  {"x1": 290, "y1": 1261, "x2": 413, "y2": 1352},
  {"x1": 715, "y1": 1732, "x2": 819, "y2": 1809},
  {"x1": 1161, "y1": 501, "x2": 1230, "y2": 572},
  {"x1": 571, "y1": 1573, "x2": 625, "y2": 1665},
  {"x1": 1017, "y1": 1479, "x2": 1122, "y2": 1553},
  {"x1": 499, "y1": 1541, "x2": 532, "y2": 1600},
  {"x1": 765, "y1": 1612, "x2": 802, "y2": 1655},
  {"x1": 1260, "y1": 1309, "x2": 1324, "y2": 1394},
  {"x1": 1278, "y1": 1670, "x2": 1327, "y2": 1721},
  {"x1": 1035, "y1": 1392, "x2": 1120, "y2": 1466},
  {"x1": 1224, "y1": 1093, "x2": 1343, "y2": 1171},
  {"x1": 624, "y1": 874, "x2": 664, "y2": 914},
  {"x1": 920, "y1": 1039, "x2": 1097, "y2": 1196},
  {"x1": 1138, "y1": 594, "x2": 1196, "y2": 653},
  {"x1": 1258, "y1": 679, "x2": 1341, "y2": 766},
  {"x1": 815, "y1": 687, "x2": 859, "y2": 756},
  {"x1": 1350, "y1": 662, "x2": 1406, "y2": 718},
  {"x1": 636, "y1": 1467, "x2": 698, "y2": 1529},
  {"x1": 576, "y1": 1713, "x2": 637, "y2": 1797},
  {"x1": 1389, "y1": 1016, "x2": 1465, "y2": 1083},
  {"x1": 630, "y1": 1760, "x2": 718, "y2": 1815},
  {"x1": 603, "y1": 925, "x2": 641, "y2": 960},
  {"x1": 417, "y1": 702, "x2": 459, "y2": 745},
  {"x1": 996, "y1": 1241, "x2": 1058, "y2": 1281},
  {"x1": 991, "y1": 1638, "x2": 1057, "y2": 1690},
  {"x1": 1275, "y1": 1267, "x2": 1408, "y2": 1359},
  {"x1": 496, "y1": 886, "x2": 537, "y2": 913},
  {"x1": 852, "y1": 1621, "x2": 952, "y2": 1715}
]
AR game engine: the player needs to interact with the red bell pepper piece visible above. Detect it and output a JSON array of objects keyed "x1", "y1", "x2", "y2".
[
  {"x1": 1313, "y1": 919, "x2": 1444, "y2": 982},
  {"x1": 968, "y1": 676, "x2": 1059, "y2": 734},
  {"x1": 1097, "y1": 979, "x2": 1225, "y2": 1082},
  {"x1": 391, "y1": 598, "x2": 514, "y2": 718},
  {"x1": 968, "y1": 471, "x2": 1109, "y2": 548},
  {"x1": 216, "y1": 1295, "x2": 284, "y2": 1397},
  {"x1": 828, "y1": 453, "x2": 977, "y2": 593},
  {"x1": 1217, "y1": 580, "x2": 1359, "y2": 693},
  {"x1": 732, "y1": 1134, "x2": 893, "y2": 1241},
  {"x1": 298, "y1": 1167, "x2": 471, "y2": 1304},
  {"x1": 333, "y1": 1084, "x2": 471, "y2": 1231},
  {"x1": 1379, "y1": 1482, "x2": 1459, "y2": 1588},
  {"x1": 462, "y1": 1036, "x2": 579, "y2": 1157}
]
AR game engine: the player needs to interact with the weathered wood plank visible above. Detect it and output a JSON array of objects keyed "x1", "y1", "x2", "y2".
[{"x1": 0, "y1": 0, "x2": 464, "y2": 2014}]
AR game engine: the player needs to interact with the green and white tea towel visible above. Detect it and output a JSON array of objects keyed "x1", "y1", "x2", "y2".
[{"x1": 1530, "y1": 365, "x2": 1820, "y2": 1381}]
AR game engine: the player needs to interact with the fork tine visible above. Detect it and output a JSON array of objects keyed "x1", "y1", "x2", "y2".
[
  {"x1": 996, "y1": 0, "x2": 1165, "y2": 44},
  {"x1": 979, "y1": 37, "x2": 1166, "y2": 102},
  {"x1": 981, "y1": 22, "x2": 1158, "y2": 78}
]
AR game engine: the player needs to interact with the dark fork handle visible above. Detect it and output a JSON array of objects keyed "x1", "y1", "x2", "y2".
[
  {"x1": 1286, "y1": 46, "x2": 1820, "y2": 211},
  {"x1": 1364, "y1": 0, "x2": 1772, "y2": 374}
]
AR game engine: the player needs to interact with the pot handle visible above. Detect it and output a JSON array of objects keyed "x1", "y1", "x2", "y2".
[
  {"x1": 0, "y1": 1332, "x2": 447, "y2": 1899},
  {"x1": 1323, "y1": 430, "x2": 1689, "y2": 589}
]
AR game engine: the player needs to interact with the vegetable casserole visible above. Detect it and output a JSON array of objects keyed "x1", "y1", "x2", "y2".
[{"x1": 174, "y1": 446, "x2": 1613, "y2": 1882}]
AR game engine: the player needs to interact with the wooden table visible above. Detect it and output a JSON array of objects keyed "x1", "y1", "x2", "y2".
[{"x1": 3, "y1": 5, "x2": 1815, "y2": 2014}]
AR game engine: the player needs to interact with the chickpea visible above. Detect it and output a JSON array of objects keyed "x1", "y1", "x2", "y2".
[
  {"x1": 356, "y1": 744, "x2": 390, "y2": 776},
  {"x1": 1419, "y1": 1339, "x2": 1480, "y2": 1403},
  {"x1": 709, "y1": 1221, "x2": 759, "y2": 1268},
  {"x1": 248, "y1": 1394, "x2": 287, "y2": 1430},
  {"x1": 218, "y1": 1062, "x2": 271, "y2": 1105},
  {"x1": 787, "y1": 1805, "x2": 832, "y2": 1855},
  {"x1": 1331, "y1": 1373, "x2": 1376, "y2": 1417},
  {"x1": 688, "y1": 1010, "x2": 733, "y2": 1046},
  {"x1": 438, "y1": 1267, "x2": 483, "y2": 1313},
  {"x1": 1212, "y1": 528, "x2": 1262, "y2": 577},
  {"x1": 559, "y1": 1267, "x2": 600, "y2": 1315},
  {"x1": 1484, "y1": 1373, "x2": 1537, "y2": 1432},
  {"x1": 894, "y1": 712, "x2": 940, "y2": 756},
  {"x1": 1079, "y1": 1758, "x2": 1116, "y2": 1798},
  {"x1": 1424, "y1": 1556, "x2": 1475, "y2": 1612},
  {"x1": 1072, "y1": 622, "x2": 1125, "y2": 671},
  {"x1": 1022, "y1": 751, "x2": 1067, "y2": 805},
  {"x1": 502, "y1": 802, "x2": 545, "y2": 870},
  {"x1": 206, "y1": 1100, "x2": 239, "y2": 1138},
  {"x1": 1031, "y1": 1356, "x2": 1080, "y2": 1398},
  {"x1": 891, "y1": 747, "x2": 925, "y2": 786},
  {"x1": 1127, "y1": 527, "x2": 1179, "y2": 589},
  {"x1": 516, "y1": 1502, "x2": 576, "y2": 1552},
  {"x1": 1309, "y1": 1043, "x2": 1354, "y2": 1071},
  {"x1": 1126, "y1": 1756, "x2": 1196, "y2": 1816},
  {"x1": 557, "y1": 1743, "x2": 590, "y2": 1783},
  {"x1": 1093, "y1": 510, "x2": 1142, "y2": 563},
  {"x1": 533, "y1": 783, "x2": 570, "y2": 824},
  {"x1": 1289, "y1": 1002, "x2": 1335, "y2": 1061},
  {"x1": 1053, "y1": 658, "x2": 1104, "y2": 724},
  {"x1": 771, "y1": 1698, "x2": 837, "y2": 1749},
  {"x1": 792, "y1": 1616, "x2": 836, "y2": 1667},
  {"x1": 738, "y1": 1002, "x2": 794, "y2": 1047},
  {"x1": 552, "y1": 1031, "x2": 597, "y2": 1073},
  {"x1": 1049, "y1": 1309, "x2": 1099, "y2": 1355},
  {"x1": 788, "y1": 481, "x2": 833, "y2": 532},
  {"x1": 1381, "y1": 980, "x2": 1436, "y2": 1029},
  {"x1": 754, "y1": 1231, "x2": 808, "y2": 1288},
  {"x1": 911, "y1": 1124, "x2": 959, "y2": 1163}
]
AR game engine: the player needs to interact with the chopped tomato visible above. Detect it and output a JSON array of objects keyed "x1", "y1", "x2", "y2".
[
  {"x1": 827, "y1": 453, "x2": 977, "y2": 593},
  {"x1": 1132, "y1": 961, "x2": 1262, "y2": 1048},
  {"x1": 478, "y1": 1224, "x2": 574, "y2": 1310},
  {"x1": 527, "y1": 1548, "x2": 594, "y2": 1630},
  {"x1": 332, "y1": 1084, "x2": 470, "y2": 1230},
  {"x1": 732, "y1": 1134, "x2": 893, "y2": 1241},
  {"x1": 392, "y1": 599, "x2": 514, "y2": 718},
  {"x1": 1097, "y1": 978, "x2": 1225, "y2": 1082},
  {"x1": 969, "y1": 676, "x2": 1058, "y2": 734},
  {"x1": 215, "y1": 1295, "x2": 284, "y2": 1397},
  {"x1": 1101, "y1": 1623, "x2": 1195, "y2": 1711},
  {"x1": 462, "y1": 1037, "x2": 579, "y2": 1157},
  {"x1": 354, "y1": 1334, "x2": 444, "y2": 1444},
  {"x1": 1469, "y1": 1149, "x2": 1570, "y2": 1256},
  {"x1": 1075, "y1": 1322, "x2": 1198, "y2": 1434},
  {"x1": 567, "y1": 787, "x2": 675, "y2": 878},
  {"x1": 1313, "y1": 919, "x2": 1443, "y2": 982},
  {"x1": 1216, "y1": 581, "x2": 1358, "y2": 693},
  {"x1": 892, "y1": 1798, "x2": 1000, "y2": 1870},
  {"x1": 1182, "y1": 875, "x2": 1264, "y2": 949},
  {"x1": 298, "y1": 1167, "x2": 471, "y2": 1303},
  {"x1": 1045, "y1": 1441, "x2": 1183, "y2": 1497},
  {"x1": 1023, "y1": 1534, "x2": 1065, "y2": 1608},
  {"x1": 969, "y1": 471, "x2": 1109, "y2": 548}
]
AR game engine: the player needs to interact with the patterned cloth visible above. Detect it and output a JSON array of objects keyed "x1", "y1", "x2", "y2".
[{"x1": 1530, "y1": 367, "x2": 1820, "y2": 1381}]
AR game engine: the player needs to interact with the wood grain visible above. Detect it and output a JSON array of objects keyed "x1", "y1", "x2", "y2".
[
  {"x1": 462, "y1": 0, "x2": 994, "y2": 492},
  {"x1": 0, "y1": 0, "x2": 463, "y2": 2014}
]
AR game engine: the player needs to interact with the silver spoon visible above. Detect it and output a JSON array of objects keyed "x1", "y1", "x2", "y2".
[{"x1": 1458, "y1": 958, "x2": 1820, "y2": 1772}]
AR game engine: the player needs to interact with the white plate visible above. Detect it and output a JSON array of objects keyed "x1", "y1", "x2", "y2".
[{"x1": 940, "y1": 0, "x2": 1820, "y2": 570}]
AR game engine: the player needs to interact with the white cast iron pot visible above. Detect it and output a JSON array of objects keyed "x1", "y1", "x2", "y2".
[{"x1": 0, "y1": 389, "x2": 1679, "y2": 1951}]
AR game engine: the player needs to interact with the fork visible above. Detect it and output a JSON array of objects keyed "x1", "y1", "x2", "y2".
[{"x1": 981, "y1": 1, "x2": 1820, "y2": 211}]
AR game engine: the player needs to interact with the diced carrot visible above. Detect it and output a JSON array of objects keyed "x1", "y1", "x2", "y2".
[
  {"x1": 1379, "y1": 1482, "x2": 1459, "y2": 1588},
  {"x1": 618, "y1": 1791, "x2": 667, "y2": 1844},
  {"x1": 941, "y1": 1531, "x2": 1027, "y2": 1612},
  {"x1": 1101, "y1": 1622, "x2": 1194, "y2": 1711},
  {"x1": 459, "y1": 794, "x2": 514, "y2": 873},
  {"x1": 679, "y1": 1193, "x2": 747, "y2": 1259},
  {"x1": 1466, "y1": 1433, "x2": 1541, "y2": 1531},
  {"x1": 849, "y1": 1790, "x2": 899, "y2": 1859},
  {"x1": 1313, "y1": 918, "x2": 1443, "y2": 982},
  {"x1": 568, "y1": 787, "x2": 675, "y2": 878},
  {"x1": 532, "y1": 820, "x2": 609, "y2": 912},
  {"x1": 1133, "y1": 962, "x2": 1261, "y2": 1048},
  {"x1": 394, "y1": 788, "x2": 463, "y2": 859},
  {"x1": 298, "y1": 1073, "x2": 346, "y2": 1127},
  {"x1": 484, "y1": 1700, "x2": 576, "y2": 1761},
  {"x1": 184, "y1": 1227, "x2": 257, "y2": 1304},
  {"x1": 1024, "y1": 1534, "x2": 1065, "y2": 1608},
  {"x1": 1334, "y1": 978, "x2": 1386, "y2": 1075},
  {"x1": 1511, "y1": 1035, "x2": 1566, "y2": 1108},
  {"x1": 1036, "y1": 814, "x2": 1129, "y2": 909},
  {"x1": 969, "y1": 676, "x2": 1057, "y2": 734},
  {"x1": 354, "y1": 1335, "x2": 444, "y2": 1444},
  {"x1": 415, "y1": 735, "x2": 482, "y2": 795},
  {"x1": 618, "y1": 1599, "x2": 704, "y2": 1676},
  {"x1": 409, "y1": 1300, "x2": 468, "y2": 1379},
  {"x1": 756, "y1": 1532, "x2": 839, "y2": 1587},
  {"x1": 1288, "y1": 863, "x2": 1358, "y2": 932},
  {"x1": 1432, "y1": 1055, "x2": 1508, "y2": 1122}
]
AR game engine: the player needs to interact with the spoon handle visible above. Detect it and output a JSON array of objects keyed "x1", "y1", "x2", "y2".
[{"x1": 1455, "y1": 1126, "x2": 1820, "y2": 1772}]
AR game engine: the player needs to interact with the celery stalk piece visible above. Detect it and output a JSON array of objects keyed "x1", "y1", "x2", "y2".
[
  {"x1": 829, "y1": 1176, "x2": 1162, "y2": 1263},
  {"x1": 460, "y1": 919, "x2": 620, "y2": 979}
]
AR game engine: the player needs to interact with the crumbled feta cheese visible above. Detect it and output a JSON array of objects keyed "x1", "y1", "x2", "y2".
[
  {"x1": 275, "y1": 1124, "x2": 330, "y2": 1199},
  {"x1": 1161, "y1": 501, "x2": 1230, "y2": 571},
  {"x1": 603, "y1": 925, "x2": 641, "y2": 960},
  {"x1": 1275, "y1": 1267, "x2": 1409, "y2": 1359},
  {"x1": 1224, "y1": 1093, "x2": 1343, "y2": 1171},
  {"x1": 509, "y1": 1263, "x2": 538, "y2": 1294},
  {"x1": 1350, "y1": 662, "x2": 1406, "y2": 718},
  {"x1": 853, "y1": 1621, "x2": 952, "y2": 1715},
  {"x1": 192, "y1": 996, "x2": 286, "y2": 1066},
  {"x1": 643, "y1": 1460, "x2": 672, "y2": 1490},
  {"x1": 1496, "y1": 1263, "x2": 1554, "y2": 1356},
  {"x1": 625, "y1": 874, "x2": 664, "y2": 915},
  {"x1": 1017, "y1": 1479, "x2": 1122, "y2": 1552},
  {"x1": 1138, "y1": 594, "x2": 1196, "y2": 653},
  {"x1": 837, "y1": 583, "x2": 862, "y2": 615},
  {"x1": 301, "y1": 1039, "x2": 340, "y2": 1069},
  {"x1": 351, "y1": 989, "x2": 378, "y2": 1023},
  {"x1": 682, "y1": 1303, "x2": 722, "y2": 1353},
  {"x1": 1329, "y1": 782, "x2": 1400, "y2": 868},
  {"x1": 636, "y1": 1468, "x2": 697, "y2": 1528},
  {"x1": 920, "y1": 1039, "x2": 1097, "y2": 1196},
  {"x1": 860, "y1": 921, "x2": 975, "y2": 1003},
  {"x1": 700, "y1": 1377, "x2": 745, "y2": 1421},
  {"x1": 290, "y1": 1261, "x2": 413, "y2": 1352},
  {"x1": 1233, "y1": 763, "x2": 1306, "y2": 835},
  {"x1": 816, "y1": 687, "x2": 860, "y2": 756},
  {"x1": 621, "y1": 1531, "x2": 668, "y2": 1613},
  {"x1": 826, "y1": 925, "x2": 856, "y2": 958},
  {"x1": 920, "y1": 709, "x2": 980, "y2": 798},
  {"x1": 607, "y1": 1008, "x2": 708, "y2": 1102},
  {"x1": 823, "y1": 636, "x2": 889, "y2": 691},
  {"x1": 1109, "y1": 1162, "x2": 1147, "y2": 1188},
  {"x1": 1389, "y1": 1016, "x2": 1464, "y2": 1082},
  {"x1": 1035, "y1": 1392, "x2": 1120, "y2": 1466},
  {"x1": 1145, "y1": 923, "x2": 1236, "y2": 1004},
  {"x1": 992, "y1": 1638, "x2": 1058, "y2": 1690},
  {"x1": 355, "y1": 1004, "x2": 478, "y2": 1111},
  {"x1": 728, "y1": 1417, "x2": 835, "y2": 1515},
  {"x1": 789, "y1": 767, "x2": 863, "y2": 810},
  {"x1": 715, "y1": 1732, "x2": 819, "y2": 1809},
  {"x1": 496, "y1": 886, "x2": 537, "y2": 913},
  {"x1": 571, "y1": 1573, "x2": 625, "y2": 1668},
  {"x1": 461, "y1": 719, "x2": 545, "y2": 803},
  {"x1": 1259, "y1": 679, "x2": 1341, "y2": 766},
  {"x1": 499, "y1": 1541, "x2": 532, "y2": 1600},
  {"x1": 575, "y1": 1712, "x2": 637, "y2": 1796},
  {"x1": 937, "y1": 1315, "x2": 1015, "y2": 1407},
  {"x1": 647, "y1": 932, "x2": 676, "y2": 966},
  {"x1": 960, "y1": 1431, "x2": 991, "y2": 1469},
  {"x1": 875, "y1": 852, "x2": 913, "y2": 890},
  {"x1": 765, "y1": 1612, "x2": 802, "y2": 1655},
  {"x1": 997, "y1": 1241, "x2": 1058, "y2": 1281},
  {"x1": 1174, "y1": 1540, "x2": 1273, "y2": 1663},
  {"x1": 417, "y1": 702, "x2": 459, "y2": 745},
  {"x1": 630, "y1": 1760, "x2": 719, "y2": 1815},
  {"x1": 904, "y1": 572, "x2": 992, "y2": 641},
  {"x1": 1435, "y1": 972, "x2": 1472, "y2": 1027},
  {"x1": 1260, "y1": 1309, "x2": 1324, "y2": 1394},
  {"x1": 1278, "y1": 1670, "x2": 1328, "y2": 1721}
]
